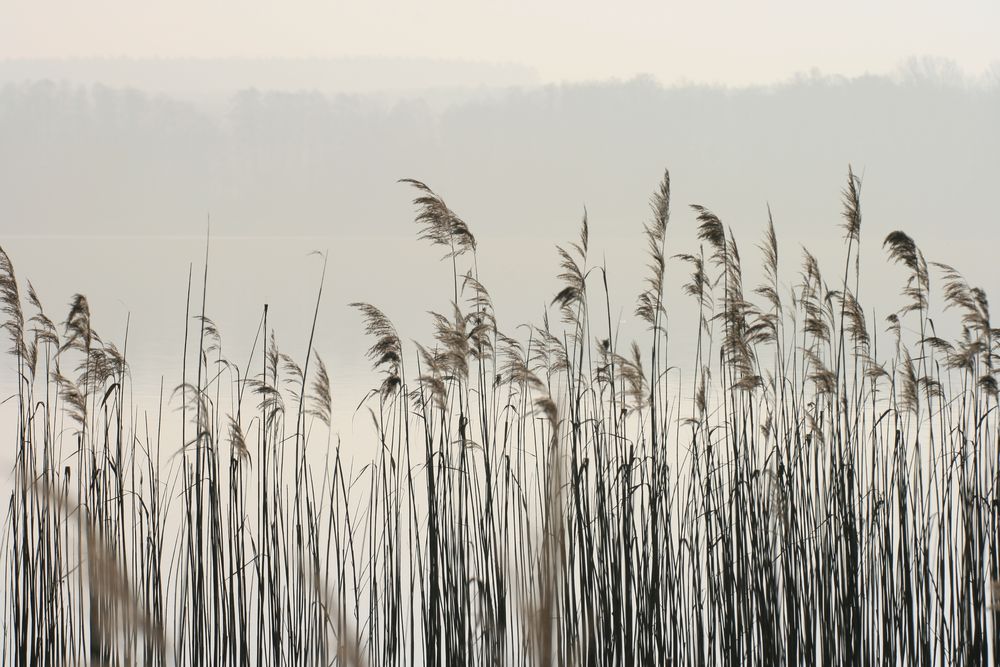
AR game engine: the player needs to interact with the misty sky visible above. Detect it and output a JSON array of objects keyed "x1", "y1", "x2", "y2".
[
  {"x1": 5, "y1": 0, "x2": 999, "y2": 85},
  {"x1": 1, "y1": 3, "x2": 998, "y2": 451}
]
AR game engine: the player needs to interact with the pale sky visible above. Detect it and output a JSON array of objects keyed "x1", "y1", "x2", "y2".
[{"x1": 4, "y1": 0, "x2": 998, "y2": 85}]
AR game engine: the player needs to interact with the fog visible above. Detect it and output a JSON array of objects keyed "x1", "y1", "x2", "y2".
[
  {"x1": 6, "y1": 1, "x2": 999, "y2": 84},
  {"x1": 1, "y1": 62, "x2": 998, "y2": 451}
]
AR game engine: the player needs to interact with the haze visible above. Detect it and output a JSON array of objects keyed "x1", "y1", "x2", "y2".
[
  {"x1": 0, "y1": 2, "x2": 998, "y2": 444},
  {"x1": 4, "y1": 0, "x2": 1000, "y2": 85}
]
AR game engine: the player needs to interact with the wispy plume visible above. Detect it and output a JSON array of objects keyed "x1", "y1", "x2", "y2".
[{"x1": 400, "y1": 178, "x2": 477, "y2": 258}]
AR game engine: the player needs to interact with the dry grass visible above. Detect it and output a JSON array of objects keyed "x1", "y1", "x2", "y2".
[{"x1": 3, "y1": 167, "x2": 1000, "y2": 665}]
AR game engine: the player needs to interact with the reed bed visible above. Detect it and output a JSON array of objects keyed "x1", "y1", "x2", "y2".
[{"x1": 2, "y1": 168, "x2": 999, "y2": 665}]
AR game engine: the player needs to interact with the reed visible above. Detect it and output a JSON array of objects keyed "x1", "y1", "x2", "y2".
[{"x1": 3, "y1": 167, "x2": 999, "y2": 665}]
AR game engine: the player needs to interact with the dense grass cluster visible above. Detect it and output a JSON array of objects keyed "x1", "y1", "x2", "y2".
[{"x1": 3, "y1": 168, "x2": 1000, "y2": 665}]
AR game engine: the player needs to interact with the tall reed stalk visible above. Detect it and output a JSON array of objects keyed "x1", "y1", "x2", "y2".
[{"x1": 3, "y1": 168, "x2": 999, "y2": 665}]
